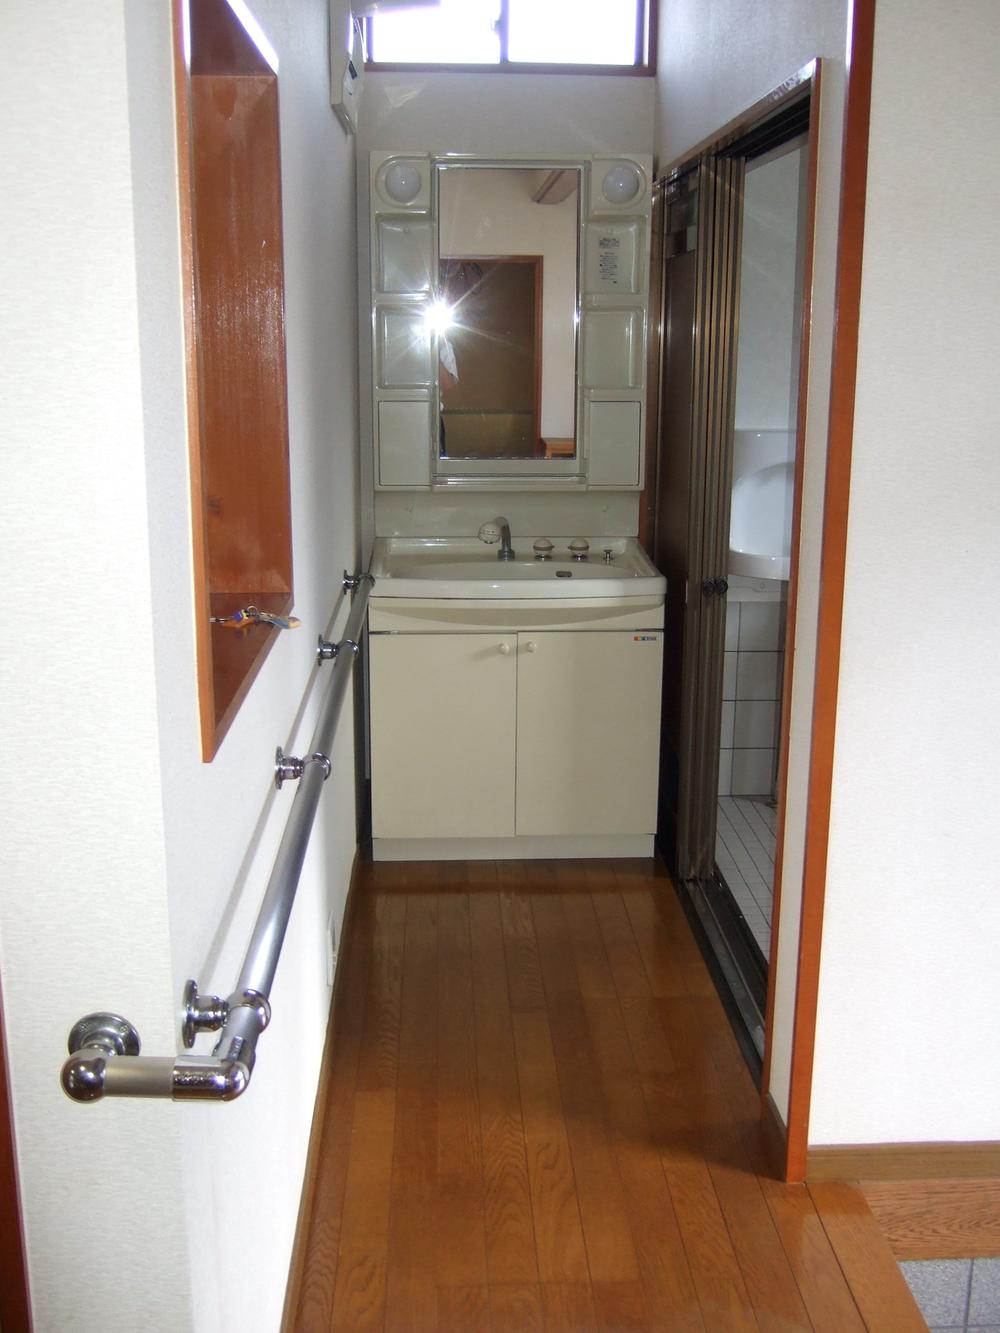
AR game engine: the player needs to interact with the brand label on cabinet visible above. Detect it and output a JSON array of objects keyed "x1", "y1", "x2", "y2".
[{"x1": 633, "y1": 634, "x2": 657, "y2": 642}]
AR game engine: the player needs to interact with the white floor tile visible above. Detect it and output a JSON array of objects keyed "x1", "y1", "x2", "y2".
[
  {"x1": 725, "y1": 798, "x2": 776, "y2": 876},
  {"x1": 741, "y1": 797, "x2": 777, "y2": 840},
  {"x1": 716, "y1": 797, "x2": 775, "y2": 950},
  {"x1": 714, "y1": 846, "x2": 770, "y2": 954}
]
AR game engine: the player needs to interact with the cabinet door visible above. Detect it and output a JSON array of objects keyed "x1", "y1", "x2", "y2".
[
  {"x1": 370, "y1": 633, "x2": 517, "y2": 839},
  {"x1": 515, "y1": 631, "x2": 662, "y2": 836}
]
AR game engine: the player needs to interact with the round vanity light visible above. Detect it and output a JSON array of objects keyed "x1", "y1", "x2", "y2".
[
  {"x1": 601, "y1": 162, "x2": 642, "y2": 204},
  {"x1": 382, "y1": 160, "x2": 423, "y2": 204}
]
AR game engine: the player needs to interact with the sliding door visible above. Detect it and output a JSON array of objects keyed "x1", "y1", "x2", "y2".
[
  {"x1": 654, "y1": 82, "x2": 814, "y2": 1067},
  {"x1": 655, "y1": 158, "x2": 742, "y2": 881}
]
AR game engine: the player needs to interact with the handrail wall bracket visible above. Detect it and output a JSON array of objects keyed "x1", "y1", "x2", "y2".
[
  {"x1": 61, "y1": 1012, "x2": 142, "y2": 1103},
  {"x1": 61, "y1": 990, "x2": 273, "y2": 1103},
  {"x1": 274, "y1": 746, "x2": 331, "y2": 790},
  {"x1": 181, "y1": 979, "x2": 229, "y2": 1048},
  {"x1": 342, "y1": 568, "x2": 374, "y2": 593}
]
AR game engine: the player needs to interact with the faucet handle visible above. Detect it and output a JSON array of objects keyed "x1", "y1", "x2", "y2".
[
  {"x1": 478, "y1": 516, "x2": 511, "y2": 546},
  {"x1": 533, "y1": 538, "x2": 554, "y2": 560},
  {"x1": 568, "y1": 538, "x2": 590, "y2": 561}
]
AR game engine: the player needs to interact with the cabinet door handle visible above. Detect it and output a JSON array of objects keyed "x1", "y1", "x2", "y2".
[
  {"x1": 523, "y1": 640, "x2": 538, "y2": 653},
  {"x1": 497, "y1": 642, "x2": 512, "y2": 655}
]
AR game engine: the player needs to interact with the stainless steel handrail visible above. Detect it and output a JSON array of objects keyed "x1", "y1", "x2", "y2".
[{"x1": 60, "y1": 572, "x2": 373, "y2": 1103}]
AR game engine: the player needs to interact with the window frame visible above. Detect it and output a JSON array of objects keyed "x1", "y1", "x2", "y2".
[{"x1": 363, "y1": 0, "x2": 657, "y2": 77}]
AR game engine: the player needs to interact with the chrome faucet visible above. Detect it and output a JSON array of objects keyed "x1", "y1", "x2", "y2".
[{"x1": 478, "y1": 516, "x2": 515, "y2": 561}]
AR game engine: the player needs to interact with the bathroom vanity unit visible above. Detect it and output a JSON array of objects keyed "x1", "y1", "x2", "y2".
[
  {"x1": 368, "y1": 538, "x2": 665, "y2": 860},
  {"x1": 363, "y1": 149, "x2": 662, "y2": 858}
]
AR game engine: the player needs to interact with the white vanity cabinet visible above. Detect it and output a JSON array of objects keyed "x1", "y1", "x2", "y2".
[
  {"x1": 368, "y1": 598, "x2": 663, "y2": 859},
  {"x1": 514, "y1": 630, "x2": 661, "y2": 837},
  {"x1": 369, "y1": 631, "x2": 518, "y2": 839}
]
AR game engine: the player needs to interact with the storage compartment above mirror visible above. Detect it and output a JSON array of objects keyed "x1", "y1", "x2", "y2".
[{"x1": 369, "y1": 151, "x2": 652, "y2": 493}]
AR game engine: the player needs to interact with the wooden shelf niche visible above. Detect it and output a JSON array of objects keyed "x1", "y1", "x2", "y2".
[{"x1": 174, "y1": 0, "x2": 293, "y2": 760}]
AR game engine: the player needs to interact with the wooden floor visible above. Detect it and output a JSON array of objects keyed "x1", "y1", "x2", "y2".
[
  {"x1": 861, "y1": 1178, "x2": 1000, "y2": 1260},
  {"x1": 287, "y1": 858, "x2": 926, "y2": 1331}
]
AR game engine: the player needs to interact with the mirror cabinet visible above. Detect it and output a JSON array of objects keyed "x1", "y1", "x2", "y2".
[{"x1": 369, "y1": 151, "x2": 652, "y2": 492}]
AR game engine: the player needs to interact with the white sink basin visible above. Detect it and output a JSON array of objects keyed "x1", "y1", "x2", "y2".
[
  {"x1": 371, "y1": 537, "x2": 666, "y2": 600},
  {"x1": 728, "y1": 549, "x2": 791, "y2": 581},
  {"x1": 729, "y1": 430, "x2": 793, "y2": 583}
]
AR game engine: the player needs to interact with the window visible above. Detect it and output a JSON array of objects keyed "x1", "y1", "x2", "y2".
[{"x1": 366, "y1": 0, "x2": 654, "y2": 72}]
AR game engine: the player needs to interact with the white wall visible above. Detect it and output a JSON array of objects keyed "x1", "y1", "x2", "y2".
[
  {"x1": 0, "y1": 1, "x2": 360, "y2": 1328},
  {"x1": 0, "y1": 7, "x2": 190, "y2": 1328},
  {"x1": 654, "y1": 0, "x2": 849, "y2": 1125},
  {"x1": 362, "y1": 70, "x2": 653, "y2": 158},
  {"x1": 810, "y1": 0, "x2": 1000, "y2": 1145},
  {"x1": 360, "y1": 71, "x2": 654, "y2": 542}
]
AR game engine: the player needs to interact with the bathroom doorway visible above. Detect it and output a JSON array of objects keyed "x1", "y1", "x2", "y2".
[
  {"x1": 717, "y1": 136, "x2": 808, "y2": 969},
  {"x1": 653, "y1": 74, "x2": 817, "y2": 1068}
]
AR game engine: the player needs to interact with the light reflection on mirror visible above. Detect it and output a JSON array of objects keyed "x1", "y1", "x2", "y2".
[{"x1": 436, "y1": 165, "x2": 580, "y2": 462}]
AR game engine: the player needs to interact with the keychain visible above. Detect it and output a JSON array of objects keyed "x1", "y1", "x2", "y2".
[{"x1": 211, "y1": 606, "x2": 301, "y2": 630}]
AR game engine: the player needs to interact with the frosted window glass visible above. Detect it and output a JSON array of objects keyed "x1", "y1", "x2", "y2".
[
  {"x1": 508, "y1": 0, "x2": 636, "y2": 65},
  {"x1": 370, "y1": 0, "x2": 500, "y2": 63},
  {"x1": 369, "y1": 0, "x2": 641, "y2": 67}
]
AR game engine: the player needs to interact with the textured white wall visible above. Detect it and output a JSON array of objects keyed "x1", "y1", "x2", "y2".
[
  {"x1": 362, "y1": 70, "x2": 654, "y2": 159},
  {"x1": 810, "y1": 0, "x2": 1000, "y2": 1145},
  {"x1": 1, "y1": 1, "x2": 360, "y2": 1328},
  {"x1": 655, "y1": 0, "x2": 843, "y2": 169},
  {"x1": 0, "y1": 6, "x2": 191, "y2": 1328},
  {"x1": 158, "y1": 0, "x2": 362, "y2": 1324},
  {"x1": 360, "y1": 70, "x2": 654, "y2": 542},
  {"x1": 653, "y1": 0, "x2": 849, "y2": 1123}
]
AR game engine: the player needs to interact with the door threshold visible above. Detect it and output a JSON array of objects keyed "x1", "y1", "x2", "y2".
[{"x1": 677, "y1": 875, "x2": 767, "y2": 1082}]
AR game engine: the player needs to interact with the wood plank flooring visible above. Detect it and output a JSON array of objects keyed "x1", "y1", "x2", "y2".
[
  {"x1": 287, "y1": 858, "x2": 926, "y2": 1331},
  {"x1": 860, "y1": 1178, "x2": 1000, "y2": 1260}
]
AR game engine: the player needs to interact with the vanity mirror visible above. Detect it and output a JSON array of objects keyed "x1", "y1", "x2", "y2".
[
  {"x1": 369, "y1": 151, "x2": 652, "y2": 492},
  {"x1": 436, "y1": 165, "x2": 580, "y2": 472}
]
